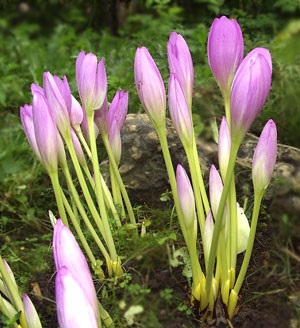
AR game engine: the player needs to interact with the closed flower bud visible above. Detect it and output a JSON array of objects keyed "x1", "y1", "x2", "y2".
[
  {"x1": 230, "y1": 48, "x2": 272, "y2": 143},
  {"x1": 207, "y1": 16, "x2": 244, "y2": 98},
  {"x1": 22, "y1": 294, "x2": 42, "y2": 328},
  {"x1": 176, "y1": 164, "x2": 196, "y2": 228},
  {"x1": 76, "y1": 51, "x2": 107, "y2": 113},
  {"x1": 167, "y1": 32, "x2": 194, "y2": 109},
  {"x1": 32, "y1": 91, "x2": 59, "y2": 172},
  {"x1": 209, "y1": 165, "x2": 223, "y2": 220},
  {"x1": 55, "y1": 267, "x2": 99, "y2": 328},
  {"x1": 43, "y1": 72, "x2": 72, "y2": 137},
  {"x1": 168, "y1": 74, "x2": 193, "y2": 147},
  {"x1": 252, "y1": 119, "x2": 277, "y2": 193},
  {"x1": 53, "y1": 219, "x2": 98, "y2": 318},
  {"x1": 218, "y1": 116, "x2": 231, "y2": 180},
  {"x1": 134, "y1": 46, "x2": 166, "y2": 127}
]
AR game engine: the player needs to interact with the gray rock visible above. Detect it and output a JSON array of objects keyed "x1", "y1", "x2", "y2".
[{"x1": 103, "y1": 113, "x2": 300, "y2": 219}]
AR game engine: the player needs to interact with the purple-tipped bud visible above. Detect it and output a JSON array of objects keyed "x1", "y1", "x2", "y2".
[
  {"x1": 168, "y1": 74, "x2": 193, "y2": 147},
  {"x1": 43, "y1": 73, "x2": 72, "y2": 137},
  {"x1": 22, "y1": 294, "x2": 42, "y2": 328},
  {"x1": 209, "y1": 165, "x2": 223, "y2": 220},
  {"x1": 55, "y1": 267, "x2": 98, "y2": 328},
  {"x1": 32, "y1": 91, "x2": 59, "y2": 172},
  {"x1": 107, "y1": 90, "x2": 128, "y2": 132},
  {"x1": 20, "y1": 104, "x2": 42, "y2": 162},
  {"x1": 218, "y1": 116, "x2": 231, "y2": 179},
  {"x1": 230, "y1": 48, "x2": 272, "y2": 143},
  {"x1": 76, "y1": 51, "x2": 107, "y2": 113},
  {"x1": 252, "y1": 119, "x2": 277, "y2": 193},
  {"x1": 167, "y1": 32, "x2": 194, "y2": 109},
  {"x1": 70, "y1": 96, "x2": 83, "y2": 128},
  {"x1": 176, "y1": 164, "x2": 196, "y2": 228},
  {"x1": 53, "y1": 219, "x2": 98, "y2": 317},
  {"x1": 94, "y1": 96, "x2": 108, "y2": 135},
  {"x1": 207, "y1": 16, "x2": 244, "y2": 98},
  {"x1": 134, "y1": 46, "x2": 166, "y2": 127},
  {"x1": 2, "y1": 259, "x2": 17, "y2": 300},
  {"x1": 109, "y1": 119, "x2": 122, "y2": 164},
  {"x1": 203, "y1": 211, "x2": 214, "y2": 261}
]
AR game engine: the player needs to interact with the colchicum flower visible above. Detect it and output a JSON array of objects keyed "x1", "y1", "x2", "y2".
[
  {"x1": 76, "y1": 50, "x2": 107, "y2": 113},
  {"x1": 134, "y1": 46, "x2": 166, "y2": 127},
  {"x1": 53, "y1": 219, "x2": 99, "y2": 320},
  {"x1": 55, "y1": 266, "x2": 98, "y2": 328},
  {"x1": 167, "y1": 32, "x2": 194, "y2": 108},
  {"x1": 22, "y1": 294, "x2": 42, "y2": 328},
  {"x1": 230, "y1": 47, "x2": 272, "y2": 143},
  {"x1": 168, "y1": 74, "x2": 193, "y2": 147},
  {"x1": 176, "y1": 164, "x2": 196, "y2": 228},
  {"x1": 252, "y1": 119, "x2": 277, "y2": 194},
  {"x1": 207, "y1": 16, "x2": 244, "y2": 98},
  {"x1": 218, "y1": 116, "x2": 231, "y2": 180}
]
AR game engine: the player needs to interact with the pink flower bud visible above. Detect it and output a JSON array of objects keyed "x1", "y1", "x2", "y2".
[
  {"x1": 70, "y1": 95, "x2": 83, "y2": 128},
  {"x1": 53, "y1": 219, "x2": 98, "y2": 318},
  {"x1": 55, "y1": 267, "x2": 98, "y2": 328},
  {"x1": 22, "y1": 294, "x2": 42, "y2": 328},
  {"x1": 94, "y1": 96, "x2": 108, "y2": 135},
  {"x1": 43, "y1": 73, "x2": 71, "y2": 137},
  {"x1": 207, "y1": 16, "x2": 244, "y2": 98},
  {"x1": 209, "y1": 165, "x2": 223, "y2": 220},
  {"x1": 134, "y1": 46, "x2": 166, "y2": 127},
  {"x1": 32, "y1": 91, "x2": 59, "y2": 172},
  {"x1": 203, "y1": 211, "x2": 214, "y2": 261},
  {"x1": 109, "y1": 119, "x2": 122, "y2": 164},
  {"x1": 167, "y1": 32, "x2": 194, "y2": 108},
  {"x1": 168, "y1": 74, "x2": 193, "y2": 147},
  {"x1": 107, "y1": 90, "x2": 128, "y2": 132},
  {"x1": 252, "y1": 119, "x2": 277, "y2": 193},
  {"x1": 76, "y1": 51, "x2": 107, "y2": 113},
  {"x1": 230, "y1": 48, "x2": 272, "y2": 142},
  {"x1": 218, "y1": 116, "x2": 231, "y2": 179},
  {"x1": 20, "y1": 104, "x2": 42, "y2": 162},
  {"x1": 176, "y1": 164, "x2": 196, "y2": 228}
]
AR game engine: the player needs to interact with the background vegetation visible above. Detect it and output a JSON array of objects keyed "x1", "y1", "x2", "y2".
[{"x1": 0, "y1": 0, "x2": 300, "y2": 326}]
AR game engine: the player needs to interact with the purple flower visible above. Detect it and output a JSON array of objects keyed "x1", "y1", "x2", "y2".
[
  {"x1": 94, "y1": 96, "x2": 108, "y2": 135},
  {"x1": 22, "y1": 294, "x2": 42, "y2": 328},
  {"x1": 76, "y1": 51, "x2": 107, "y2": 113},
  {"x1": 252, "y1": 119, "x2": 277, "y2": 193},
  {"x1": 168, "y1": 74, "x2": 193, "y2": 147},
  {"x1": 218, "y1": 116, "x2": 231, "y2": 179},
  {"x1": 209, "y1": 165, "x2": 223, "y2": 220},
  {"x1": 43, "y1": 72, "x2": 72, "y2": 137},
  {"x1": 70, "y1": 95, "x2": 83, "y2": 128},
  {"x1": 167, "y1": 32, "x2": 194, "y2": 108},
  {"x1": 176, "y1": 164, "x2": 196, "y2": 228},
  {"x1": 207, "y1": 16, "x2": 244, "y2": 98},
  {"x1": 32, "y1": 91, "x2": 59, "y2": 172},
  {"x1": 109, "y1": 118, "x2": 122, "y2": 164},
  {"x1": 55, "y1": 267, "x2": 98, "y2": 328},
  {"x1": 134, "y1": 46, "x2": 166, "y2": 127},
  {"x1": 107, "y1": 90, "x2": 128, "y2": 132},
  {"x1": 20, "y1": 104, "x2": 42, "y2": 162},
  {"x1": 230, "y1": 47, "x2": 272, "y2": 142},
  {"x1": 53, "y1": 219, "x2": 98, "y2": 318}
]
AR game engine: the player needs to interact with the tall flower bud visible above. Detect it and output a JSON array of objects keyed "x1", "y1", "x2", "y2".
[
  {"x1": 20, "y1": 104, "x2": 42, "y2": 162},
  {"x1": 209, "y1": 165, "x2": 223, "y2": 220},
  {"x1": 230, "y1": 48, "x2": 272, "y2": 143},
  {"x1": 207, "y1": 16, "x2": 244, "y2": 98},
  {"x1": 53, "y1": 219, "x2": 98, "y2": 318},
  {"x1": 218, "y1": 116, "x2": 231, "y2": 180},
  {"x1": 167, "y1": 32, "x2": 194, "y2": 109},
  {"x1": 76, "y1": 51, "x2": 107, "y2": 113},
  {"x1": 32, "y1": 91, "x2": 59, "y2": 172},
  {"x1": 134, "y1": 46, "x2": 166, "y2": 127},
  {"x1": 43, "y1": 73, "x2": 72, "y2": 138},
  {"x1": 176, "y1": 164, "x2": 196, "y2": 228},
  {"x1": 252, "y1": 119, "x2": 277, "y2": 194},
  {"x1": 55, "y1": 267, "x2": 98, "y2": 328},
  {"x1": 168, "y1": 74, "x2": 193, "y2": 148},
  {"x1": 23, "y1": 294, "x2": 42, "y2": 328}
]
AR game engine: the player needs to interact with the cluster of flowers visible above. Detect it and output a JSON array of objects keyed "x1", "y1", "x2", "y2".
[
  {"x1": 134, "y1": 16, "x2": 277, "y2": 317},
  {"x1": 0, "y1": 15, "x2": 277, "y2": 327}
]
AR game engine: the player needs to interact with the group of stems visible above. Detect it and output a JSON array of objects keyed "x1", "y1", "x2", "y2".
[{"x1": 48, "y1": 109, "x2": 136, "y2": 278}]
